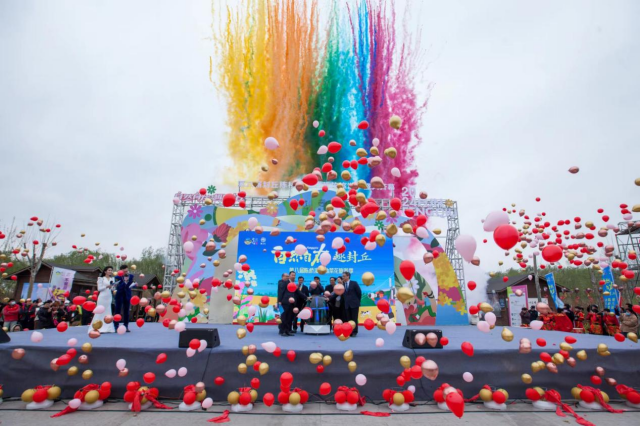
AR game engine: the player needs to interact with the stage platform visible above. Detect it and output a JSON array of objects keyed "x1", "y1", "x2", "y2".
[{"x1": 1, "y1": 324, "x2": 638, "y2": 400}]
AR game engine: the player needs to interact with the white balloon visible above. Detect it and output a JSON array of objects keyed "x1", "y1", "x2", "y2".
[
  {"x1": 117, "y1": 325, "x2": 127, "y2": 335},
  {"x1": 320, "y1": 252, "x2": 332, "y2": 266},
  {"x1": 408, "y1": 385, "x2": 416, "y2": 393},
  {"x1": 331, "y1": 237, "x2": 344, "y2": 249},
  {"x1": 186, "y1": 348, "x2": 196, "y2": 357},
  {"x1": 416, "y1": 227, "x2": 429, "y2": 239},
  {"x1": 463, "y1": 372, "x2": 474, "y2": 383},
  {"x1": 317, "y1": 145, "x2": 328, "y2": 155},
  {"x1": 202, "y1": 397, "x2": 213, "y2": 409},
  {"x1": 313, "y1": 120, "x2": 319, "y2": 128},
  {"x1": 69, "y1": 399, "x2": 82, "y2": 409},
  {"x1": 385, "y1": 322, "x2": 396, "y2": 335},
  {"x1": 234, "y1": 263, "x2": 243, "y2": 272},
  {"x1": 116, "y1": 359, "x2": 126, "y2": 370},
  {"x1": 67, "y1": 338, "x2": 78, "y2": 347},
  {"x1": 391, "y1": 167, "x2": 401, "y2": 178},
  {"x1": 375, "y1": 338, "x2": 385, "y2": 347},
  {"x1": 183, "y1": 241, "x2": 194, "y2": 253},
  {"x1": 484, "y1": 312, "x2": 497, "y2": 326},
  {"x1": 454, "y1": 234, "x2": 477, "y2": 263},
  {"x1": 297, "y1": 308, "x2": 312, "y2": 320},
  {"x1": 477, "y1": 321, "x2": 490, "y2": 333},
  {"x1": 295, "y1": 244, "x2": 307, "y2": 256},
  {"x1": 261, "y1": 341, "x2": 277, "y2": 353},
  {"x1": 93, "y1": 305, "x2": 105, "y2": 314},
  {"x1": 355, "y1": 374, "x2": 367, "y2": 386},
  {"x1": 199, "y1": 340, "x2": 208, "y2": 352},
  {"x1": 173, "y1": 197, "x2": 180, "y2": 205},
  {"x1": 178, "y1": 309, "x2": 186, "y2": 318},
  {"x1": 178, "y1": 367, "x2": 188, "y2": 377},
  {"x1": 165, "y1": 369, "x2": 176, "y2": 378},
  {"x1": 364, "y1": 241, "x2": 377, "y2": 251},
  {"x1": 372, "y1": 138, "x2": 380, "y2": 147},
  {"x1": 248, "y1": 217, "x2": 259, "y2": 230},
  {"x1": 175, "y1": 321, "x2": 186, "y2": 332},
  {"x1": 248, "y1": 305, "x2": 257, "y2": 317},
  {"x1": 483, "y1": 211, "x2": 510, "y2": 232},
  {"x1": 185, "y1": 302, "x2": 194, "y2": 312},
  {"x1": 264, "y1": 137, "x2": 279, "y2": 150},
  {"x1": 31, "y1": 331, "x2": 43, "y2": 343},
  {"x1": 530, "y1": 320, "x2": 543, "y2": 330}
]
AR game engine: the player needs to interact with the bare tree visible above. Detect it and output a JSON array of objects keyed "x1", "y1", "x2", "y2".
[{"x1": 11, "y1": 217, "x2": 61, "y2": 298}]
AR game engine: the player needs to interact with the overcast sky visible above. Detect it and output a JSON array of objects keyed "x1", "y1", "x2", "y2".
[{"x1": 1, "y1": 0, "x2": 638, "y2": 284}]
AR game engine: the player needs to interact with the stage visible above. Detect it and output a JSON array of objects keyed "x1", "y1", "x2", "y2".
[{"x1": 1, "y1": 324, "x2": 638, "y2": 401}]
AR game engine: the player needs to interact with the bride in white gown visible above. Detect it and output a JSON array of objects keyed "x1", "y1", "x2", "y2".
[{"x1": 90, "y1": 265, "x2": 116, "y2": 334}]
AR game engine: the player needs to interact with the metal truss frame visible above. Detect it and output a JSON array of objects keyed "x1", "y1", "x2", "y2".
[{"x1": 615, "y1": 221, "x2": 640, "y2": 301}]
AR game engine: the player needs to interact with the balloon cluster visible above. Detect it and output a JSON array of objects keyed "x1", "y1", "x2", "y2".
[{"x1": 276, "y1": 373, "x2": 308, "y2": 413}]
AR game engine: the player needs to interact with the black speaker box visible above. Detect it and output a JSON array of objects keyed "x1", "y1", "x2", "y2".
[
  {"x1": 0, "y1": 328, "x2": 10, "y2": 344},
  {"x1": 402, "y1": 329, "x2": 443, "y2": 349},
  {"x1": 178, "y1": 327, "x2": 220, "y2": 348}
]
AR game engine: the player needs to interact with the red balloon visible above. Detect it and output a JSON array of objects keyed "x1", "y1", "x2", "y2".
[
  {"x1": 347, "y1": 391, "x2": 359, "y2": 404},
  {"x1": 247, "y1": 323, "x2": 254, "y2": 333},
  {"x1": 493, "y1": 224, "x2": 519, "y2": 250},
  {"x1": 143, "y1": 372, "x2": 156, "y2": 384},
  {"x1": 214, "y1": 376, "x2": 225, "y2": 386},
  {"x1": 461, "y1": 342, "x2": 474, "y2": 357},
  {"x1": 399, "y1": 260, "x2": 416, "y2": 280},
  {"x1": 239, "y1": 392, "x2": 252, "y2": 406},
  {"x1": 222, "y1": 193, "x2": 236, "y2": 207},
  {"x1": 251, "y1": 378, "x2": 260, "y2": 389},
  {"x1": 319, "y1": 382, "x2": 331, "y2": 396},
  {"x1": 580, "y1": 390, "x2": 595, "y2": 403},
  {"x1": 184, "y1": 391, "x2": 197, "y2": 405},
  {"x1": 410, "y1": 365, "x2": 422, "y2": 380},
  {"x1": 469, "y1": 306, "x2": 479, "y2": 315},
  {"x1": 446, "y1": 391, "x2": 465, "y2": 418},
  {"x1": 280, "y1": 372, "x2": 293, "y2": 387},
  {"x1": 189, "y1": 339, "x2": 200, "y2": 350},
  {"x1": 286, "y1": 350, "x2": 296, "y2": 362},
  {"x1": 261, "y1": 296, "x2": 270, "y2": 304},
  {"x1": 492, "y1": 391, "x2": 506, "y2": 404},
  {"x1": 335, "y1": 390, "x2": 347, "y2": 404},
  {"x1": 541, "y1": 245, "x2": 563, "y2": 263},
  {"x1": 526, "y1": 388, "x2": 541, "y2": 401},
  {"x1": 82, "y1": 301, "x2": 96, "y2": 312},
  {"x1": 73, "y1": 296, "x2": 87, "y2": 306},
  {"x1": 263, "y1": 393, "x2": 275, "y2": 407},
  {"x1": 56, "y1": 322, "x2": 68, "y2": 332},
  {"x1": 376, "y1": 299, "x2": 390, "y2": 313},
  {"x1": 565, "y1": 336, "x2": 577, "y2": 344},
  {"x1": 440, "y1": 337, "x2": 449, "y2": 346},
  {"x1": 156, "y1": 353, "x2": 167, "y2": 364},
  {"x1": 130, "y1": 296, "x2": 140, "y2": 306},
  {"x1": 287, "y1": 282, "x2": 297, "y2": 292},
  {"x1": 590, "y1": 375, "x2": 602, "y2": 385},
  {"x1": 357, "y1": 120, "x2": 369, "y2": 130},
  {"x1": 33, "y1": 388, "x2": 48, "y2": 403},
  {"x1": 56, "y1": 354, "x2": 72, "y2": 366},
  {"x1": 628, "y1": 391, "x2": 640, "y2": 405},
  {"x1": 363, "y1": 318, "x2": 375, "y2": 330},
  {"x1": 468, "y1": 281, "x2": 476, "y2": 291},
  {"x1": 390, "y1": 198, "x2": 402, "y2": 211},
  {"x1": 328, "y1": 141, "x2": 342, "y2": 153},
  {"x1": 302, "y1": 174, "x2": 319, "y2": 186},
  {"x1": 536, "y1": 338, "x2": 546, "y2": 347},
  {"x1": 316, "y1": 365, "x2": 324, "y2": 373},
  {"x1": 614, "y1": 333, "x2": 625, "y2": 342},
  {"x1": 396, "y1": 376, "x2": 405, "y2": 386}
]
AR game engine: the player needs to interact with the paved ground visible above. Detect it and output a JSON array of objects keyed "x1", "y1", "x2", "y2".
[{"x1": 1, "y1": 400, "x2": 640, "y2": 426}]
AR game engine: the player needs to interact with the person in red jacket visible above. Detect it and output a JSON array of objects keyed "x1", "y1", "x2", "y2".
[{"x1": 2, "y1": 300, "x2": 21, "y2": 332}]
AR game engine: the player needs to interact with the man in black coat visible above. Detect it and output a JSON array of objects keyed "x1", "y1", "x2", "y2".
[
  {"x1": 341, "y1": 271, "x2": 362, "y2": 336},
  {"x1": 277, "y1": 272, "x2": 305, "y2": 337},
  {"x1": 293, "y1": 276, "x2": 310, "y2": 333},
  {"x1": 276, "y1": 273, "x2": 290, "y2": 335}
]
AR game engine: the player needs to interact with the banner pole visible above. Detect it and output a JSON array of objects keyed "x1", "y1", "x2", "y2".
[{"x1": 533, "y1": 255, "x2": 542, "y2": 302}]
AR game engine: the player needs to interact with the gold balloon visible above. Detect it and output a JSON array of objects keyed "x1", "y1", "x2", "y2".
[
  {"x1": 48, "y1": 386, "x2": 61, "y2": 400},
  {"x1": 571, "y1": 387, "x2": 582, "y2": 399},
  {"x1": 396, "y1": 287, "x2": 415, "y2": 304},
  {"x1": 289, "y1": 392, "x2": 301, "y2": 405},
  {"x1": 21, "y1": 389, "x2": 35, "y2": 403},
  {"x1": 249, "y1": 389, "x2": 258, "y2": 402},
  {"x1": 84, "y1": 390, "x2": 100, "y2": 404},
  {"x1": 82, "y1": 343, "x2": 93, "y2": 353},
  {"x1": 501, "y1": 327, "x2": 514, "y2": 342},
  {"x1": 237, "y1": 315, "x2": 247, "y2": 326},
  {"x1": 343, "y1": 350, "x2": 353, "y2": 362},
  {"x1": 576, "y1": 350, "x2": 587, "y2": 361},
  {"x1": 552, "y1": 353, "x2": 565, "y2": 365},
  {"x1": 317, "y1": 265, "x2": 327, "y2": 275},
  {"x1": 384, "y1": 147, "x2": 397, "y2": 159},
  {"x1": 375, "y1": 234, "x2": 386, "y2": 247},
  {"x1": 246, "y1": 355, "x2": 257, "y2": 366},
  {"x1": 68, "y1": 366, "x2": 79, "y2": 376},
  {"x1": 531, "y1": 362, "x2": 542, "y2": 373},
  {"x1": 322, "y1": 355, "x2": 332, "y2": 366},
  {"x1": 389, "y1": 115, "x2": 402, "y2": 129},
  {"x1": 361, "y1": 272, "x2": 375, "y2": 286},
  {"x1": 238, "y1": 363, "x2": 247, "y2": 374},
  {"x1": 309, "y1": 353, "x2": 323, "y2": 364},
  {"x1": 242, "y1": 346, "x2": 249, "y2": 356},
  {"x1": 479, "y1": 389, "x2": 493, "y2": 402},
  {"x1": 92, "y1": 320, "x2": 103, "y2": 330},
  {"x1": 259, "y1": 362, "x2": 269, "y2": 376},
  {"x1": 82, "y1": 369, "x2": 93, "y2": 380},
  {"x1": 197, "y1": 389, "x2": 207, "y2": 402},
  {"x1": 628, "y1": 332, "x2": 638, "y2": 343},
  {"x1": 479, "y1": 302, "x2": 494, "y2": 313},
  {"x1": 236, "y1": 328, "x2": 247, "y2": 339},
  {"x1": 392, "y1": 392, "x2": 405, "y2": 406},
  {"x1": 227, "y1": 391, "x2": 240, "y2": 405},
  {"x1": 521, "y1": 374, "x2": 532, "y2": 384},
  {"x1": 348, "y1": 361, "x2": 357, "y2": 372},
  {"x1": 601, "y1": 391, "x2": 610, "y2": 403},
  {"x1": 433, "y1": 228, "x2": 442, "y2": 235},
  {"x1": 497, "y1": 389, "x2": 509, "y2": 400},
  {"x1": 597, "y1": 343, "x2": 609, "y2": 353},
  {"x1": 559, "y1": 342, "x2": 573, "y2": 351},
  {"x1": 400, "y1": 356, "x2": 411, "y2": 369}
]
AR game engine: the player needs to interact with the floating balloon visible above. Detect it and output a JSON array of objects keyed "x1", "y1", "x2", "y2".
[
  {"x1": 493, "y1": 224, "x2": 519, "y2": 250},
  {"x1": 399, "y1": 260, "x2": 415, "y2": 280},
  {"x1": 485, "y1": 312, "x2": 496, "y2": 326},
  {"x1": 355, "y1": 374, "x2": 367, "y2": 386},
  {"x1": 530, "y1": 320, "x2": 543, "y2": 330},
  {"x1": 31, "y1": 331, "x2": 43, "y2": 343},
  {"x1": 483, "y1": 211, "x2": 510, "y2": 232},
  {"x1": 454, "y1": 235, "x2": 477, "y2": 262},
  {"x1": 165, "y1": 369, "x2": 176, "y2": 378},
  {"x1": 568, "y1": 166, "x2": 579, "y2": 174},
  {"x1": 477, "y1": 321, "x2": 490, "y2": 333},
  {"x1": 463, "y1": 372, "x2": 474, "y2": 382},
  {"x1": 264, "y1": 137, "x2": 279, "y2": 150},
  {"x1": 375, "y1": 338, "x2": 385, "y2": 347}
]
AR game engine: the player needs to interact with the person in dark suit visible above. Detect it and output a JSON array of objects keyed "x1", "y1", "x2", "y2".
[
  {"x1": 276, "y1": 273, "x2": 289, "y2": 335},
  {"x1": 277, "y1": 273, "x2": 305, "y2": 337},
  {"x1": 293, "y1": 276, "x2": 310, "y2": 333},
  {"x1": 113, "y1": 265, "x2": 137, "y2": 332},
  {"x1": 309, "y1": 276, "x2": 324, "y2": 295},
  {"x1": 341, "y1": 271, "x2": 362, "y2": 336}
]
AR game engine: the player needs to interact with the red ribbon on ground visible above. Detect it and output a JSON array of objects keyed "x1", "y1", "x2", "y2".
[
  {"x1": 361, "y1": 411, "x2": 391, "y2": 417},
  {"x1": 544, "y1": 389, "x2": 596, "y2": 426},
  {"x1": 577, "y1": 385, "x2": 624, "y2": 414},
  {"x1": 616, "y1": 384, "x2": 635, "y2": 398},
  {"x1": 131, "y1": 387, "x2": 173, "y2": 412},
  {"x1": 208, "y1": 410, "x2": 231, "y2": 423},
  {"x1": 51, "y1": 384, "x2": 102, "y2": 418}
]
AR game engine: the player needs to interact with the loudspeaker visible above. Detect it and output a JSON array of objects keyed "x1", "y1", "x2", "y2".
[
  {"x1": 402, "y1": 329, "x2": 443, "y2": 349},
  {"x1": 178, "y1": 327, "x2": 220, "y2": 348},
  {"x1": 0, "y1": 328, "x2": 10, "y2": 344}
]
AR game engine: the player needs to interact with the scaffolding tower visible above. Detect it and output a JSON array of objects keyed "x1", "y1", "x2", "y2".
[
  {"x1": 164, "y1": 191, "x2": 466, "y2": 301},
  {"x1": 615, "y1": 221, "x2": 640, "y2": 301}
]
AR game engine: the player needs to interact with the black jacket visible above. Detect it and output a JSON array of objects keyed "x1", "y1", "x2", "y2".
[
  {"x1": 296, "y1": 284, "x2": 310, "y2": 308},
  {"x1": 342, "y1": 280, "x2": 362, "y2": 309},
  {"x1": 309, "y1": 285, "x2": 324, "y2": 296},
  {"x1": 278, "y1": 280, "x2": 305, "y2": 306},
  {"x1": 528, "y1": 309, "x2": 539, "y2": 321},
  {"x1": 37, "y1": 308, "x2": 53, "y2": 329}
]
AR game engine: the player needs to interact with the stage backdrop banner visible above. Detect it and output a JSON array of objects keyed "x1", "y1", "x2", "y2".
[
  {"x1": 507, "y1": 285, "x2": 528, "y2": 326},
  {"x1": 50, "y1": 267, "x2": 76, "y2": 301},
  {"x1": 544, "y1": 272, "x2": 563, "y2": 309},
  {"x1": 235, "y1": 230, "x2": 395, "y2": 322},
  {"x1": 601, "y1": 266, "x2": 620, "y2": 310},
  {"x1": 21, "y1": 283, "x2": 51, "y2": 301}
]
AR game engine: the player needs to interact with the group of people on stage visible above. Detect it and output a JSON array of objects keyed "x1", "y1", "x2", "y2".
[
  {"x1": 276, "y1": 270, "x2": 362, "y2": 337},
  {"x1": 520, "y1": 302, "x2": 639, "y2": 336}
]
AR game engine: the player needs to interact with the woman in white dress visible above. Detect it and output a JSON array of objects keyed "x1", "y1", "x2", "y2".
[{"x1": 90, "y1": 266, "x2": 116, "y2": 333}]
